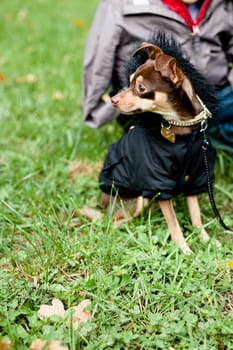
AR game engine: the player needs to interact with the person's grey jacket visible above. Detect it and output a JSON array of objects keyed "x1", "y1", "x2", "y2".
[{"x1": 82, "y1": 0, "x2": 233, "y2": 128}]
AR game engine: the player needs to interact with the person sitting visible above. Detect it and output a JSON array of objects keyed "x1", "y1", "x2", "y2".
[{"x1": 82, "y1": 0, "x2": 233, "y2": 152}]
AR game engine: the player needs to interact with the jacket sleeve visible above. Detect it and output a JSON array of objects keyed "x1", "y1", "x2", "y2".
[
  {"x1": 82, "y1": 0, "x2": 122, "y2": 128},
  {"x1": 227, "y1": 1, "x2": 233, "y2": 88}
]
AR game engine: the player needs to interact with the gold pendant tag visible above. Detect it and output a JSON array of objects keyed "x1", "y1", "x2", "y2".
[{"x1": 161, "y1": 126, "x2": 175, "y2": 143}]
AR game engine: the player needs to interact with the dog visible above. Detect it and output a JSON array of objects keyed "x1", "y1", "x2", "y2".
[
  {"x1": 80, "y1": 35, "x2": 220, "y2": 253},
  {"x1": 94, "y1": 34, "x2": 222, "y2": 254}
]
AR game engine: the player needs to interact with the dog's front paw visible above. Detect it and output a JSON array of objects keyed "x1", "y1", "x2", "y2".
[
  {"x1": 213, "y1": 239, "x2": 222, "y2": 248},
  {"x1": 79, "y1": 208, "x2": 103, "y2": 221},
  {"x1": 178, "y1": 241, "x2": 193, "y2": 255},
  {"x1": 199, "y1": 228, "x2": 211, "y2": 242},
  {"x1": 199, "y1": 229, "x2": 222, "y2": 248}
]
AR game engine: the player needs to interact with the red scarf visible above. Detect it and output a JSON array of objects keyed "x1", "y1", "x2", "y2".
[{"x1": 161, "y1": 0, "x2": 211, "y2": 33}]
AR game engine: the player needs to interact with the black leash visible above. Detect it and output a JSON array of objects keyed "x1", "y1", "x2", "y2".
[{"x1": 200, "y1": 120, "x2": 233, "y2": 234}]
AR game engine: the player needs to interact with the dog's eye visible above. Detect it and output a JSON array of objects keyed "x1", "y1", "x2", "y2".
[{"x1": 138, "y1": 83, "x2": 146, "y2": 93}]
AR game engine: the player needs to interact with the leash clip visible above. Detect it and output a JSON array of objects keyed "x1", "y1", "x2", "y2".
[
  {"x1": 200, "y1": 119, "x2": 208, "y2": 132},
  {"x1": 161, "y1": 120, "x2": 171, "y2": 130},
  {"x1": 202, "y1": 139, "x2": 209, "y2": 151}
]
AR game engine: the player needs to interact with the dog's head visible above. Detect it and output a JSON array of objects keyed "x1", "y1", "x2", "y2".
[{"x1": 111, "y1": 42, "x2": 203, "y2": 120}]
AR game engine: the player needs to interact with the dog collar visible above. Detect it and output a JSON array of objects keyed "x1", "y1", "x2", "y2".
[{"x1": 161, "y1": 95, "x2": 212, "y2": 127}]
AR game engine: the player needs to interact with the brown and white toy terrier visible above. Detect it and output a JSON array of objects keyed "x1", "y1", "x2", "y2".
[{"x1": 82, "y1": 41, "x2": 221, "y2": 254}]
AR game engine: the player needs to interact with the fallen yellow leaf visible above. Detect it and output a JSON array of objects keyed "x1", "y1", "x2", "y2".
[
  {"x1": 72, "y1": 18, "x2": 87, "y2": 30},
  {"x1": 0, "y1": 72, "x2": 6, "y2": 83},
  {"x1": 15, "y1": 73, "x2": 37, "y2": 84},
  {"x1": 0, "y1": 56, "x2": 6, "y2": 65},
  {"x1": 26, "y1": 73, "x2": 37, "y2": 83},
  {"x1": 52, "y1": 90, "x2": 63, "y2": 100}
]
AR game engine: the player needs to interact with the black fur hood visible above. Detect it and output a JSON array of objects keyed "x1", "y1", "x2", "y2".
[{"x1": 125, "y1": 33, "x2": 219, "y2": 116}]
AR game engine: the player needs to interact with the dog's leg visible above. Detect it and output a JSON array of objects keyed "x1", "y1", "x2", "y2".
[
  {"x1": 186, "y1": 195, "x2": 209, "y2": 241},
  {"x1": 186, "y1": 195, "x2": 221, "y2": 247},
  {"x1": 100, "y1": 192, "x2": 111, "y2": 209},
  {"x1": 112, "y1": 196, "x2": 149, "y2": 227},
  {"x1": 159, "y1": 199, "x2": 192, "y2": 254}
]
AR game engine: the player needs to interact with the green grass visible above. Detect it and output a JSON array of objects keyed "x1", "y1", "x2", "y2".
[{"x1": 0, "y1": 1, "x2": 233, "y2": 349}]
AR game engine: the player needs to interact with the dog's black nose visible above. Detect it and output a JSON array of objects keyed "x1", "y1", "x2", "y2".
[{"x1": 111, "y1": 96, "x2": 119, "y2": 105}]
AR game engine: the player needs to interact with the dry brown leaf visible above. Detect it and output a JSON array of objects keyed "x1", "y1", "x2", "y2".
[
  {"x1": 68, "y1": 160, "x2": 103, "y2": 182},
  {"x1": 15, "y1": 76, "x2": 26, "y2": 84},
  {"x1": 0, "y1": 341, "x2": 12, "y2": 350},
  {"x1": 15, "y1": 73, "x2": 37, "y2": 84},
  {"x1": 38, "y1": 298, "x2": 65, "y2": 320},
  {"x1": 69, "y1": 160, "x2": 93, "y2": 179},
  {"x1": 30, "y1": 340, "x2": 47, "y2": 350},
  {"x1": 0, "y1": 72, "x2": 6, "y2": 83},
  {"x1": 71, "y1": 299, "x2": 91, "y2": 330},
  {"x1": 30, "y1": 339, "x2": 68, "y2": 350},
  {"x1": 48, "y1": 340, "x2": 68, "y2": 350},
  {"x1": 38, "y1": 298, "x2": 92, "y2": 330}
]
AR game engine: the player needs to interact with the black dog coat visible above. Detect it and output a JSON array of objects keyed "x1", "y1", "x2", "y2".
[
  {"x1": 99, "y1": 119, "x2": 215, "y2": 200},
  {"x1": 98, "y1": 35, "x2": 218, "y2": 201}
]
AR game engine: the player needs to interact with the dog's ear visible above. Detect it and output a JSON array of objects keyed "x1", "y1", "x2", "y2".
[
  {"x1": 181, "y1": 76, "x2": 203, "y2": 114},
  {"x1": 154, "y1": 54, "x2": 184, "y2": 87},
  {"x1": 132, "y1": 42, "x2": 163, "y2": 59},
  {"x1": 155, "y1": 54, "x2": 203, "y2": 114}
]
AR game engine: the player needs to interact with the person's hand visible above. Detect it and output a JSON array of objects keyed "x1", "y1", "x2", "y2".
[{"x1": 102, "y1": 92, "x2": 111, "y2": 103}]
